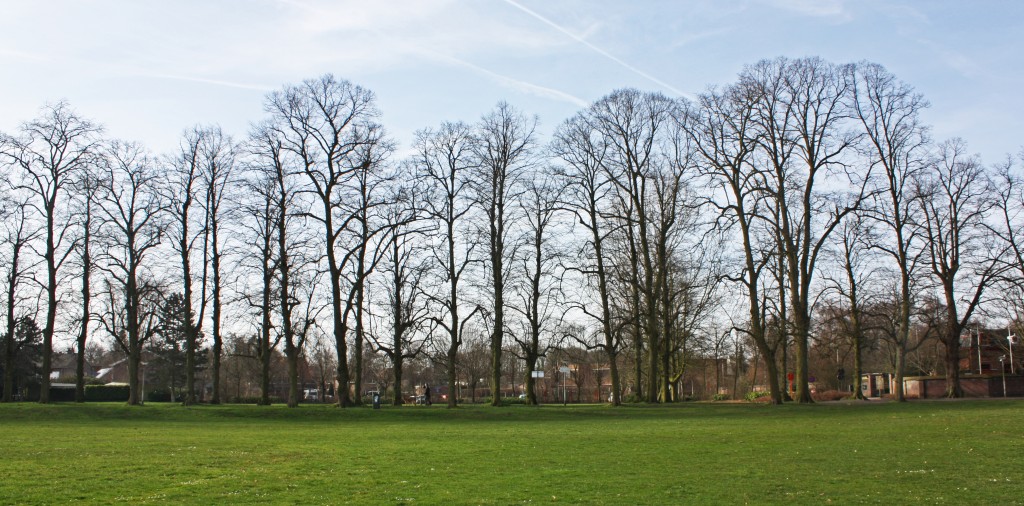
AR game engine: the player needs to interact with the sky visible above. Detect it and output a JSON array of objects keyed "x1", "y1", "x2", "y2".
[{"x1": 1, "y1": 0, "x2": 1022, "y2": 163}]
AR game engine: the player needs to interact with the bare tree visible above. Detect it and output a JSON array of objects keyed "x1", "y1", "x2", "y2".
[
  {"x1": 71, "y1": 163, "x2": 104, "y2": 402},
  {"x1": 414, "y1": 122, "x2": 481, "y2": 408},
  {"x1": 165, "y1": 127, "x2": 208, "y2": 405},
  {"x1": 372, "y1": 188, "x2": 430, "y2": 406},
  {"x1": 472, "y1": 102, "x2": 536, "y2": 406},
  {"x1": 992, "y1": 157, "x2": 1024, "y2": 283},
  {"x1": 850, "y1": 61, "x2": 931, "y2": 402},
  {"x1": 991, "y1": 153, "x2": 1024, "y2": 375},
  {"x1": 511, "y1": 173, "x2": 563, "y2": 405},
  {"x1": 648, "y1": 115, "x2": 713, "y2": 402},
  {"x1": 823, "y1": 214, "x2": 876, "y2": 399},
  {"x1": 918, "y1": 139, "x2": 1002, "y2": 397},
  {"x1": 742, "y1": 57, "x2": 862, "y2": 403},
  {"x1": 552, "y1": 110, "x2": 624, "y2": 404},
  {"x1": 307, "y1": 327, "x2": 337, "y2": 402},
  {"x1": 457, "y1": 328, "x2": 491, "y2": 403},
  {"x1": 199, "y1": 127, "x2": 235, "y2": 404},
  {"x1": 0, "y1": 102, "x2": 102, "y2": 402},
  {"x1": 266, "y1": 74, "x2": 384, "y2": 407},
  {"x1": 586, "y1": 89, "x2": 682, "y2": 402},
  {"x1": 690, "y1": 84, "x2": 787, "y2": 403},
  {"x1": 240, "y1": 123, "x2": 287, "y2": 405},
  {"x1": 282, "y1": 264, "x2": 322, "y2": 408},
  {"x1": 341, "y1": 130, "x2": 393, "y2": 406},
  {"x1": 241, "y1": 120, "x2": 313, "y2": 408},
  {"x1": 273, "y1": 136, "x2": 302, "y2": 409},
  {"x1": 96, "y1": 141, "x2": 169, "y2": 405},
  {"x1": 1, "y1": 193, "x2": 40, "y2": 402}
]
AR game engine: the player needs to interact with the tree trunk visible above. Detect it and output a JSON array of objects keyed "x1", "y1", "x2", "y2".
[
  {"x1": 524, "y1": 354, "x2": 538, "y2": 405},
  {"x1": 792, "y1": 311, "x2": 814, "y2": 403},
  {"x1": 76, "y1": 219, "x2": 91, "y2": 403},
  {"x1": 352, "y1": 237, "x2": 368, "y2": 406},
  {"x1": 328, "y1": 231, "x2": 351, "y2": 408},
  {"x1": 2, "y1": 355, "x2": 14, "y2": 402},
  {"x1": 3, "y1": 274, "x2": 15, "y2": 401},
  {"x1": 447, "y1": 347, "x2": 458, "y2": 408},
  {"x1": 490, "y1": 276, "x2": 504, "y2": 407},
  {"x1": 286, "y1": 350, "x2": 300, "y2": 408},
  {"x1": 210, "y1": 213, "x2": 224, "y2": 405},
  {"x1": 392, "y1": 354, "x2": 404, "y2": 406},
  {"x1": 181, "y1": 225, "x2": 197, "y2": 406},
  {"x1": 852, "y1": 330, "x2": 865, "y2": 400},
  {"x1": 608, "y1": 354, "x2": 620, "y2": 405},
  {"x1": 258, "y1": 244, "x2": 273, "y2": 406},
  {"x1": 943, "y1": 318, "x2": 963, "y2": 398},
  {"x1": 40, "y1": 222, "x2": 57, "y2": 404},
  {"x1": 645, "y1": 311, "x2": 660, "y2": 403},
  {"x1": 3, "y1": 230, "x2": 22, "y2": 403},
  {"x1": 763, "y1": 354, "x2": 782, "y2": 405},
  {"x1": 894, "y1": 342, "x2": 907, "y2": 402},
  {"x1": 127, "y1": 347, "x2": 141, "y2": 405}
]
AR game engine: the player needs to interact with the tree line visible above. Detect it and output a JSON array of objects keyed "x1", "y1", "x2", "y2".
[{"x1": 2, "y1": 56, "x2": 1023, "y2": 408}]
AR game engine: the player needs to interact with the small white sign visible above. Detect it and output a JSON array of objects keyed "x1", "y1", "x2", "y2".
[
  {"x1": 531, "y1": 370, "x2": 544, "y2": 378},
  {"x1": 559, "y1": 366, "x2": 571, "y2": 374}
]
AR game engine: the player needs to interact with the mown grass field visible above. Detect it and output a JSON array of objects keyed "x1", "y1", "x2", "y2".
[{"x1": 0, "y1": 399, "x2": 1021, "y2": 505}]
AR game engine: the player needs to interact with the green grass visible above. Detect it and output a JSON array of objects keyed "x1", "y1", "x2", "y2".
[{"x1": 0, "y1": 400, "x2": 1021, "y2": 505}]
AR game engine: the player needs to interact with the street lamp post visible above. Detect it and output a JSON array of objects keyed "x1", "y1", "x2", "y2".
[
  {"x1": 1008, "y1": 331, "x2": 1016, "y2": 375},
  {"x1": 999, "y1": 356, "x2": 1007, "y2": 398},
  {"x1": 559, "y1": 365, "x2": 570, "y2": 406},
  {"x1": 977, "y1": 327, "x2": 983, "y2": 375}
]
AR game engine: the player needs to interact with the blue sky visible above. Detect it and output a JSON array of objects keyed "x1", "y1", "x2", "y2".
[{"x1": 1, "y1": 0, "x2": 1021, "y2": 161}]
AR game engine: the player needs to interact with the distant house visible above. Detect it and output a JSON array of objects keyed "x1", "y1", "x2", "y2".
[
  {"x1": 48, "y1": 352, "x2": 97, "y2": 381},
  {"x1": 960, "y1": 329, "x2": 1019, "y2": 374},
  {"x1": 96, "y1": 358, "x2": 132, "y2": 384},
  {"x1": 893, "y1": 329, "x2": 1023, "y2": 399}
]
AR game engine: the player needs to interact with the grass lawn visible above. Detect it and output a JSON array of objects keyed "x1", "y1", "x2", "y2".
[{"x1": 0, "y1": 399, "x2": 1021, "y2": 505}]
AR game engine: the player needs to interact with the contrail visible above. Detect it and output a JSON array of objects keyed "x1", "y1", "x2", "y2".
[
  {"x1": 446, "y1": 56, "x2": 589, "y2": 107},
  {"x1": 501, "y1": 0, "x2": 695, "y2": 100},
  {"x1": 149, "y1": 73, "x2": 275, "y2": 92}
]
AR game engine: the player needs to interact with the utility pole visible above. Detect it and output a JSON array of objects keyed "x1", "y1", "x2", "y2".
[
  {"x1": 999, "y1": 356, "x2": 1007, "y2": 397},
  {"x1": 1008, "y1": 328, "x2": 1016, "y2": 375},
  {"x1": 977, "y1": 327, "x2": 983, "y2": 375}
]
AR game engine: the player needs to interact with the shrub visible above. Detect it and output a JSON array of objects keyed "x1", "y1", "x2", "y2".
[
  {"x1": 478, "y1": 396, "x2": 531, "y2": 406},
  {"x1": 811, "y1": 389, "x2": 848, "y2": 402},
  {"x1": 147, "y1": 391, "x2": 167, "y2": 403},
  {"x1": 85, "y1": 384, "x2": 130, "y2": 402},
  {"x1": 712, "y1": 393, "x2": 730, "y2": 401},
  {"x1": 230, "y1": 396, "x2": 284, "y2": 405},
  {"x1": 745, "y1": 391, "x2": 771, "y2": 402},
  {"x1": 49, "y1": 386, "x2": 77, "y2": 402},
  {"x1": 146, "y1": 390, "x2": 186, "y2": 402}
]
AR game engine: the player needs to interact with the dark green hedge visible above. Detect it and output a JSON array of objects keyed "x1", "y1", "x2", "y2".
[
  {"x1": 230, "y1": 396, "x2": 284, "y2": 405},
  {"x1": 85, "y1": 384, "x2": 130, "y2": 402},
  {"x1": 48, "y1": 386, "x2": 77, "y2": 402}
]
